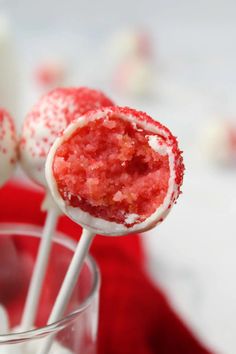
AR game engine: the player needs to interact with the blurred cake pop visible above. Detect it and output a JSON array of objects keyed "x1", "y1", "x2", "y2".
[
  {"x1": 201, "y1": 118, "x2": 236, "y2": 167},
  {"x1": 34, "y1": 58, "x2": 66, "y2": 89},
  {"x1": 20, "y1": 87, "x2": 114, "y2": 186},
  {"x1": 0, "y1": 108, "x2": 17, "y2": 186},
  {"x1": 108, "y1": 29, "x2": 155, "y2": 97},
  {"x1": 113, "y1": 56, "x2": 153, "y2": 97}
]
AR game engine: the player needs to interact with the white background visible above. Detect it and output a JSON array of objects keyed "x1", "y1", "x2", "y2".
[{"x1": 1, "y1": 0, "x2": 236, "y2": 353}]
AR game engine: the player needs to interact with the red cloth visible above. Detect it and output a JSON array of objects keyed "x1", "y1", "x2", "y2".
[{"x1": 0, "y1": 182, "x2": 212, "y2": 354}]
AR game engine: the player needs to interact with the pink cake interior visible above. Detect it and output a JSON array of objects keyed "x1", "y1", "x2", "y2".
[{"x1": 53, "y1": 115, "x2": 170, "y2": 227}]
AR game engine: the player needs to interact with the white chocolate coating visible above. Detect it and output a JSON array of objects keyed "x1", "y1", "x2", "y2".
[
  {"x1": 46, "y1": 107, "x2": 181, "y2": 236},
  {"x1": 0, "y1": 109, "x2": 17, "y2": 187}
]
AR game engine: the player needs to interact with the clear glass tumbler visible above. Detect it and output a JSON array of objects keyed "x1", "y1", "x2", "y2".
[{"x1": 0, "y1": 223, "x2": 100, "y2": 354}]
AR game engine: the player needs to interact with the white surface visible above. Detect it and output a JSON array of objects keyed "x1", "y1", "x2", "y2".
[{"x1": 144, "y1": 155, "x2": 236, "y2": 354}]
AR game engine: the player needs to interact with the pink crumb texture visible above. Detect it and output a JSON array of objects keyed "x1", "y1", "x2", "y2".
[{"x1": 53, "y1": 107, "x2": 184, "y2": 227}]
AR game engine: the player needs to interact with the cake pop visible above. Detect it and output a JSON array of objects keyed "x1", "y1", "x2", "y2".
[
  {"x1": 20, "y1": 87, "x2": 114, "y2": 186},
  {"x1": 46, "y1": 106, "x2": 184, "y2": 235}
]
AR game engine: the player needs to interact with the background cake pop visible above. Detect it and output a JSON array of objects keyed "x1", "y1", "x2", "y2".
[
  {"x1": 20, "y1": 87, "x2": 114, "y2": 331},
  {"x1": 20, "y1": 87, "x2": 114, "y2": 186},
  {"x1": 34, "y1": 58, "x2": 66, "y2": 90},
  {"x1": 201, "y1": 118, "x2": 236, "y2": 167},
  {"x1": 107, "y1": 29, "x2": 155, "y2": 97},
  {"x1": 0, "y1": 108, "x2": 17, "y2": 187}
]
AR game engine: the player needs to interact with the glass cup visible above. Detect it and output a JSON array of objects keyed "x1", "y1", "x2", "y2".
[{"x1": 0, "y1": 223, "x2": 100, "y2": 354}]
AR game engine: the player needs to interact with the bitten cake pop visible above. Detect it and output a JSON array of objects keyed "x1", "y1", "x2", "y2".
[
  {"x1": 46, "y1": 106, "x2": 184, "y2": 235},
  {"x1": 38, "y1": 106, "x2": 184, "y2": 354},
  {"x1": 0, "y1": 108, "x2": 17, "y2": 187},
  {"x1": 20, "y1": 87, "x2": 114, "y2": 186}
]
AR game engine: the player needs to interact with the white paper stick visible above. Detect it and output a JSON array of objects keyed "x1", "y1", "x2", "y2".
[
  {"x1": 0, "y1": 304, "x2": 9, "y2": 334},
  {"x1": 21, "y1": 204, "x2": 60, "y2": 330},
  {"x1": 37, "y1": 228, "x2": 95, "y2": 354},
  {"x1": 0, "y1": 304, "x2": 10, "y2": 354}
]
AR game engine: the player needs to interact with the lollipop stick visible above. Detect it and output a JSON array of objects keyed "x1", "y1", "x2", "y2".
[
  {"x1": 37, "y1": 228, "x2": 95, "y2": 354},
  {"x1": 0, "y1": 305, "x2": 10, "y2": 354},
  {"x1": 21, "y1": 205, "x2": 59, "y2": 330},
  {"x1": 0, "y1": 304, "x2": 9, "y2": 334}
]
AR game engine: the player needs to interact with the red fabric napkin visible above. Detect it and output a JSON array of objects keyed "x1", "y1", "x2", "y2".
[{"x1": 0, "y1": 181, "x2": 213, "y2": 354}]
